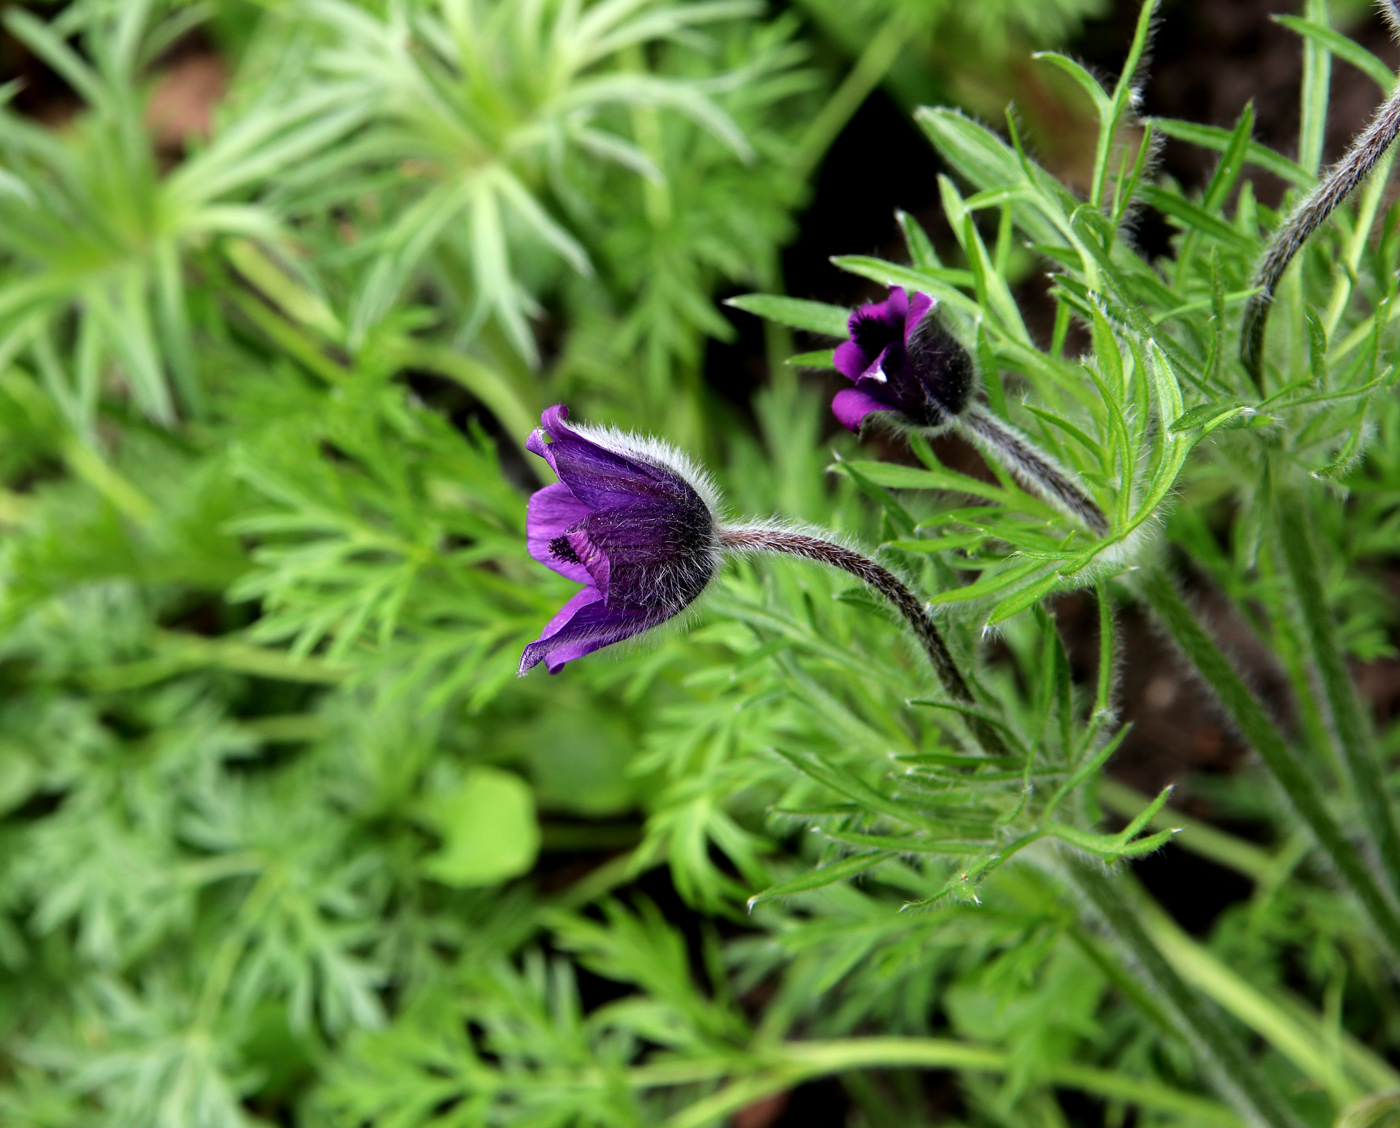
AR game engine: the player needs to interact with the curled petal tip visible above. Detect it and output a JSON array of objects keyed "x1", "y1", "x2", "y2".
[{"x1": 832, "y1": 387, "x2": 889, "y2": 432}]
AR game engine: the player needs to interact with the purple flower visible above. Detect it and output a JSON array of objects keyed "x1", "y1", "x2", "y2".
[
  {"x1": 519, "y1": 406, "x2": 721, "y2": 674},
  {"x1": 832, "y1": 285, "x2": 973, "y2": 432}
]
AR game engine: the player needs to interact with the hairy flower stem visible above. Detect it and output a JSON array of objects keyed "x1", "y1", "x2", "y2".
[
  {"x1": 1138, "y1": 567, "x2": 1400, "y2": 966},
  {"x1": 1275, "y1": 501, "x2": 1400, "y2": 897},
  {"x1": 661, "y1": 1034, "x2": 1238, "y2": 1128},
  {"x1": 1066, "y1": 860, "x2": 1310, "y2": 1128},
  {"x1": 719, "y1": 526, "x2": 1010, "y2": 758},
  {"x1": 957, "y1": 405, "x2": 1109, "y2": 536},
  {"x1": 1241, "y1": 8, "x2": 1400, "y2": 388}
]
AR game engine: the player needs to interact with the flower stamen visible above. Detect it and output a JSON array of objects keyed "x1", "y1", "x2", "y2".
[{"x1": 549, "y1": 535, "x2": 581, "y2": 565}]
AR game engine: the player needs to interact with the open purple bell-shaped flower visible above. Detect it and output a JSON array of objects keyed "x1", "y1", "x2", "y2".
[
  {"x1": 519, "y1": 406, "x2": 721, "y2": 674},
  {"x1": 832, "y1": 285, "x2": 973, "y2": 432},
  {"x1": 516, "y1": 408, "x2": 1006, "y2": 747}
]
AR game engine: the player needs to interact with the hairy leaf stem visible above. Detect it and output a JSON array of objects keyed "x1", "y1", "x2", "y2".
[
  {"x1": 659, "y1": 1034, "x2": 1239, "y2": 1128},
  {"x1": 1241, "y1": 1, "x2": 1400, "y2": 387},
  {"x1": 957, "y1": 404, "x2": 1110, "y2": 536},
  {"x1": 1275, "y1": 501, "x2": 1400, "y2": 897},
  {"x1": 1138, "y1": 567, "x2": 1400, "y2": 964},
  {"x1": 719, "y1": 525, "x2": 1010, "y2": 757},
  {"x1": 1066, "y1": 859, "x2": 1309, "y2": 1128}
]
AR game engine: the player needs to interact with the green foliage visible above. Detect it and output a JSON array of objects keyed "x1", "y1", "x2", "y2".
[{"x1": 3, "y1": 0, "x2": 1400, "y2": 1126}]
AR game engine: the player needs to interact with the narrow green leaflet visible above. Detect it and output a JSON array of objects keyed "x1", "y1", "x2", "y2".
[{"x1": 726, "y1": 294, "x2": 849, "y2": 336}]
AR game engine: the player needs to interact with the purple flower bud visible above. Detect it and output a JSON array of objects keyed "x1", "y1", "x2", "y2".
[
  {"x1": 832, "y1": 285, "x2": 973, "y2": 432},
  {"x1": 519, "y1": 406, "x2": 721, "y2": 674}
]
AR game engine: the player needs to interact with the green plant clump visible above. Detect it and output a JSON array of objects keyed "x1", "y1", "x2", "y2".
[{"x1": 2, "y1": 1, "x2": 1400, "y2": 1126}]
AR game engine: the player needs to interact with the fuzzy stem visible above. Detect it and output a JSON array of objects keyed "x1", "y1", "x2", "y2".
[
  {"x1": 1066, "y1": 859, "x2": 1310, "y2": 1128},
  {"x1": 1137, "y1": 567, "x2": 1400, "y2": 965},
  {"x1": 1241, "y1": 39, "x2": 1400, "y2": 388},
  {"x1": 1275, "y1": 500, "x2": 1400, "y2": 899},
  {"x1": 957, "y1": 405, "x2": 1109, "y2": 536},
  {"x1": 719, "y1": 525, "x2": 1009, "y2": 757}
]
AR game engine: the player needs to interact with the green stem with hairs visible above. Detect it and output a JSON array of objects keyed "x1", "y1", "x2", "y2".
[
  {"x1": 1137, "y1": 567, "x2": 1400, "y2": 965},
  {"x1": 1131, "y1": 874, "x2": 1399, "y2": 1100},
  {"x1": 1274, "y1": 500, "x2": 1400, "y2": 899},
  {"x1": 658, "y1": 1035, "x2": 1241, "y2": 1128},
  {"x1": 1065, "y1": 859, "x2": 1309, "y2": 1128}
]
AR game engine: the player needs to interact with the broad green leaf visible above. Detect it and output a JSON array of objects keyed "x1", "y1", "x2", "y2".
[
  {"x1": 1202, "y1": 105, "x2": 1257, "y2": 215},
  {"x1": 1139, "y1": 184, "x2": 1257, "y2": 251},
  {"x1": 839, "y1": 460, "x2": 1016, "y2": 506},
  {"x1": 823, "y1": 829, "x2": 990, "y2": 855},
  {"x1": 1169, "y1": 402, "x2": 1250, "y2": 433},
  {"x1": 417, "y1": 768, "x2": 540, "y2": 887},
  {"x1": 896, "y1": 208, "x2": 940, "y2": 271},
  {"x1": 1277, "y1": 15, "x2": 1396, "y2": 93},
  {"x1": 987, "y1": 572, "x2": 1065, "y2": 624},
  {"x1": 1297, "y1": 0, "x2": 1332, "y2": 176},
  {"x1": 915, "y1": 107, "x2": 1068, "y2": 248},
  {"x1": 927, "y1": 558, "x2": 1045, "y2": 605},
  {"x1": 1032, "y1": 52, "x2": 1111, "y2": 117},
  {"x1": 1094, "y1": 0, "x2": 1159, "y2": 209},
  {"x1": 829, "y1": 255, "x2": 980, "y2": 317}
]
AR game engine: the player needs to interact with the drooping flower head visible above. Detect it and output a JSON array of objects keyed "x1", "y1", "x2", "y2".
[
  {"x1": 520, "y1": 406, "x2": 721, "y2": 674},
  {"x1": 832, "y1": 285, "x2": 973, "y2": 432}
]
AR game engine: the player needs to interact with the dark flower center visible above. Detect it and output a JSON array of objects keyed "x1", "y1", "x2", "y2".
[
  {"x1": 849, "y1": 311, "x2": 901, "y2": 358},
  {"x1": 549, "y1": 535, "x2": 581, "y2": 564}
]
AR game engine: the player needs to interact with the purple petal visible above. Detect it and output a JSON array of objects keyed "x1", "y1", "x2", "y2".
[
  {"x1": 525, "y1": 427, "x2": 558, "y2": 477},
  {"x1": 832, "y1": 387, "x2": 893, "y2": 432},
  {"x1": 518, "y1": 587, "x2": 657, "y2": 674},
  {"x1": 539, "y1": 404, "x2": 582, "y2": 443},
  {"x1": 834, "y1": 338, "x2": 871, "y2": 382},
  {"x1": 546, "y1": 439, "x2": 670, "y2": 510},
  {"x1": 904, "y1": 292, "x2": 934, "y2": 338},
  {"x1": 526, "y1": 482, "x2": 593, "y2": 584},
  {"x1": 527, "y1": 405, "x2": 588, "y2": 478},
  {"x1": 527, "y1": 406, "x2": 677, "y2": 512},
  {"x1": 851, "y1": 343, "x2": 897, "y2": 385},
  {"x1": 846, "y1": 286, "x2": 908, "y2": 336},
  {"x1": 564, "y1": 525, "x2": 612, "y2": 602},
  {"x1": 839, "y1": 288, "x2": 914, "y2": 382},
  {"x1": 520, "y1": 404, "x2": 718, "y2": 672}
]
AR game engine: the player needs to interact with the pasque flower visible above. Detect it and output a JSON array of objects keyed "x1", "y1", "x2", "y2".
[
  {"x1": 518, "y1": 405, "x2": 1011, "y2": 754},
  {"x1": 519, "y1": 406, "x2": 721, "y2": 674},
  {"x1": 832, "y1": 285, "x2": 1108, "y2": 537},
  {"x1": 832, "y1": 285, "x2": 973, "y2": 432}
]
